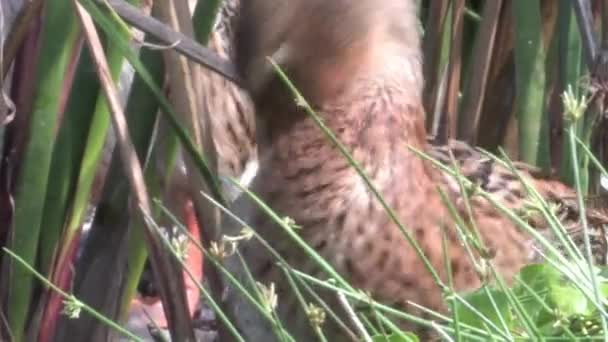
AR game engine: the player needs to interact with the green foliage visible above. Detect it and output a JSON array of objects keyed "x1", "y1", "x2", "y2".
[
  {"x1": 453, "y1": 263, "x2": 608, "y2": 340},
  {"x1": 5, "y1": 0, "x2": 80, "y2": 339},
  {"x1": 454, "y1": 288, "x2": 513, "y2": 333}
]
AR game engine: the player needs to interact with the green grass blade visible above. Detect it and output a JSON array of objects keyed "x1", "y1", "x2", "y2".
[
  {"x1": 38, "y1": 44, "x2": 98, "y2": 275},
  {"x1": 5, "y1": 0, "x2": 80, "y2": 339}
]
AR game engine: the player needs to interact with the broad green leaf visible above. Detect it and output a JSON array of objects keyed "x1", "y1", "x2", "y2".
[
  {"x1": 454, "y1": 287, "x2": 512, "y2": 331},
  {"x1": 371, "y1": 332, "x2": 420, "y2": 342}
]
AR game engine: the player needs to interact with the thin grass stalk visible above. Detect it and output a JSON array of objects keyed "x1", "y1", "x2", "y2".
[
  {"x1": 233, "y1": 246, "x2": 291, "y2": 340},
  {"x1": 486, "y1": 268, "x2": 546, "y2": 340},
  {"x1": 230, "y1": 176, "x2": 493, "y2": 338},
  {"x1": 544, "y1": 245, "x2": 608, "y2": 306},
  {"x1": 412, "y1": 147, "x2": 583, "y2": 277},
  {"x1": 283, "y1": 265, "x2": 356, "y2": 340},
  {"x1": 512, "y1": 0, "x2": 550, "y2": 169},
  {"x1": 269, "y1": 60, "x2": 444, "y2": 287},
  {"x1": 437, "y1": 189, "x2": 483, "y2": 274},
  {"x1": 237, "y1": 254, "x2": 296, "y2": 342},
  {"x1": 469, "y1": 145, "x2": 585, "y2": 262},
  {"x1": 229, "y1": 179, "x2": 351, "y2": 282},
  {"x1": 481, "y1": 287, "x2": 511, "y2": 337},
  {"x1": 514, "y1": 273, "x2": 579, "y2": 339},
  {"x1": 450, "y1": 292, "x2": 510, "y2": 338},
  {"x1": 494, "y1": 150, "x2": 598, "y2": 278},
  {"x1": 576, "y1": 135, "x2": 608, "y2": 177},
  {"x1": 141, "y1": 208, "x2": 247, "y2": 342},
  {"x1": 193, "y1": 192, "x2": 356, "y2": 338},
  {"x1": 558, "y1": 0, "x2": 586, "y2": 189},
  {"x1": 294, "y1": 270, "x2": 490, "y2": 340},
  {"x1": 487, "y1": 267, "x2": 541, "y2": 339},
  {"x1": 156, "y1": 1, "x2": 204, "y2": 148},
  {"x1": 567, "y1": 126, "x2": 608, "y2": 336},
  {"x1": 261, "y1": 60, "x2": 533, "y2": 338},
  {"x1": 436, "y1": 190, "x2": 516, "y2": 339},
  {"x1": 447, "y1": 153, "x2": 490, "y2": 259},
  {"x1": 156, "y1": 200, "x2": 299, "y2": 341},
  {"x1": 488, "y1": 151, "x2": 584, "y2": 261},
  {"x1": 212, "y1": 177, "x2": 431, "y2": 338},
  {"x1": 336, "y1": 292, "x2": 371, "y2": 342},
  {"x1": 365, "y1": 305, "x2": 385, "y2": 338},
  {"x1": 104, "y1": 2, "x2": 196, "y2": 327},
  {"x1": 4, "y1": 0, "x2": 80, "y2": 339},
  {"x1": 459, "y1": 148, "x2": 608, "y2": 319},
  {"x1": 168, "y1": 0, "x2": 222, "y2": 240},
  {"x1": 440, "y1": 226, "x2": 460, "y2": 341},
  {"x1": 2, "y1": 248, "x2": 143, "y2": 342}
]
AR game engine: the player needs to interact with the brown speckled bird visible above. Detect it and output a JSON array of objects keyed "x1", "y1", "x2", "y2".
[{"x1": 213, "y1": 0, "x2": 608, "y2": 340}]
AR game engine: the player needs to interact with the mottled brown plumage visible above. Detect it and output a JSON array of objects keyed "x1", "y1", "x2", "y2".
[
  {"x1": 175, "y1": 0, "x2": 258, "y2": 201},
  {"x1": 200, "y1": 30, "x2": 257, "y2": 200},
  {"x1": 211, "y1": 0, "x2": 608, "y2": 340},
  {"x1": 428, "y1": 138, "x2": 608, "y2": 263}
]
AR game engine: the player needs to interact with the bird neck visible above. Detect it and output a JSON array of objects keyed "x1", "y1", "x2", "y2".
[
  {"x1": 261, "y1": 64, "x2": 437, "y2": 197},
  {"x1": 255, "y1": 8, "x2": 434, "y2": 192}
]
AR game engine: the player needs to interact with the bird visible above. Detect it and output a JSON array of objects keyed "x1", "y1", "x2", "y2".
[{"x1": 206, "y1": 0, "x2": 608, "y2": 340}]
